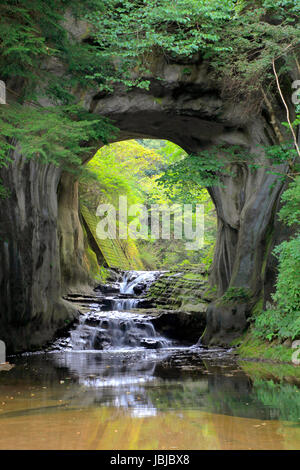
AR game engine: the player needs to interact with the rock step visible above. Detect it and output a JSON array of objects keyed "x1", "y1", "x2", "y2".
[
  {"x1": 63, "y1": 295, "x2": 104, "y2": 304},
  {"x1": 147, "y1": 270, "x2": 210, "y2": 315}
]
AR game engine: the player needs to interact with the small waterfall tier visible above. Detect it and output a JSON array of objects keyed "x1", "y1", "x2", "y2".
[
  {"x1": 120, "y1": 271, "x2": 161, "y2": 295},
  {"x1": 61, "y1": 270, "x2": 174, "y2": 352},
  {"x1": 70, "y1": 311, "x2": 172, "y2": 351}
]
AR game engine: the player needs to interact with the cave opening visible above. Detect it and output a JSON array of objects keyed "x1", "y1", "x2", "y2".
[{"x1": 78, "y1": 138, "x2": 217, "y2": 275}]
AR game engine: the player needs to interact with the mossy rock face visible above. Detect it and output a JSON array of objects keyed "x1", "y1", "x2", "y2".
[
  {"x1": 0, "y1": 20, "x2": 291, "y2": 353},
  {"x1": 221, "y1": 287, "x2": 251, "y2": 304},
  {"x1": 236, "y1": 330, "x2": 296, "y2": 364},
  {"x1": 181, "y1": 303, "x2": 207, "y2": 314},
  {"x1": 84, "y1": 246, "x2": 100, "y2": 280},
  {"x1": 146, "y1": 270, "x2": 209, "y2": 343},
  {"x1": 147, "y1": 270, "x2": 209, "y2": 311}
]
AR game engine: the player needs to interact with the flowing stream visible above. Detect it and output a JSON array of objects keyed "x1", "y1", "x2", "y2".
[
  {"x1": 69, "y1": 270, "x2": 173, "y2": 351},
  {"x1": 0, "y1": 270, "x2": 299, "y2": 450}
]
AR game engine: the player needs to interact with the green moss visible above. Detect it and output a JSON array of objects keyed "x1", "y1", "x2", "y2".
[
  {"x1": 147, "y1": 270, "x2": 209, "y2": 313},
  {"x1": 230, "y1": 332, "x2": 247, "y2": 347},
  {"x1": 85, "y1": 245, "x2": 100, "y2": 279},
  {"x1": 221, "y1": 287, "x2": 251, "y2": 304},
  {"x1": 202, "y1": 285, "x2": 217, "y2": 301},
  {"x1": 153, "y1": 97, "x2": 163, "y2": 105},
  {"x1": 182, "y1": 272, "x2": 204, "y2": 280},
  {"x1": 251, "y1": 296, "x2": 264, "y2": 317},
  {"x1": 237, "y1": 330, "x2": 294, "y2": 363},
  {"x1": 182, "y1": 67, "x2": 192, "y2": 76},
  {"x1": 239, "y1": 360, "x2": 300, "y2": 383}
]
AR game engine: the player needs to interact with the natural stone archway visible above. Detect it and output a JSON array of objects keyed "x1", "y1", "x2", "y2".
[
  {"x1": 79, "y1": 58, "x2": 288, "y2": 346},
  {"x1": 0, "y1": 21, "x2": 291, "y2": 352}
]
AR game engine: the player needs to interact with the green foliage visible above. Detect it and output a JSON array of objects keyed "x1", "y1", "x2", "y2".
[
  {"x1": 278, "y1": 176, "x2": 300, "y2": 227},
  {"x1": 237, "y1": 331, "x2": 294, "y2": 362},
  {"x1": 79, "y1": 140, "x2": 163, "y2": 209},
  {"x1": 262, "y1": 143, "x2": 300, "y2": 184},
  {"x1": 0, "y1": 0, "x2": 118, "y2": 195},
  {"x1": 137, "y1": 243, "x2": 159, "y2": 270},
  {"x1": 0, "y1": 104, "x2": 115, "y2": 181},
  {"x1": 0, "y1": 0, "x2": 110, "y2": 99},
  {"x1": 254, "y1": 234, "x2": 300, "y2": 341},
  {"x1": 89, "y1": 0, "x2": 233, "y2": 61},
  {"x1": 222, "y1": 287, "x2": 251, "y2": 303},
  {"x1": 254, "y1": 306, "x2": 300, "y2": 342},
  {"x1": 253, "y1": 379, "x2": 300, "y2": 422},
  {"x1": 87, "y1": 0, "x2": 300, "y2": 100},
  {"x1": 254, "y1": 177, "x2": 300, "y2": 341},
  {"x1": 264, "y1": 143, "x2": 298, "y2": 167},
  {"x1": 79, "y1": 139, "x2": 217, "y2": 270},
  {"x1": 158, "y1": 141, "x2": 298, "y2": 197},
  {"x1": 157, "y1": 145, "x2": 253, "y2": 196},
  {"x1": 272, "y1": 235, "x2": 300, "y2": 314},
  {"x1": 0, "y1": 1, "x2": 62, "y2": 92},
  {"x1": 209, "y1": 1, "x2": 300, "y2": 102},
  {"x1": 1, "y1": 0, "x2": 298, "y2": 197}
]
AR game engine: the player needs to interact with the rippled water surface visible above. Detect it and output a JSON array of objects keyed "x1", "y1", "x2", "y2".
[
  {"x1": 1, "y1": 271, "x2": 299, "y2": 449},
  {"x1": 0, "y1": 348, "x2": 299, "y2": 450}
]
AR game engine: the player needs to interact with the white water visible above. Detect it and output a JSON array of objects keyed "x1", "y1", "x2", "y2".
[
  {"x1": 70, "y1": 310, "x2": 172, "y2": 350},
  {"x1": 120, "y1": 271, "x2": 160, "y2": 295},
  {"x1": 112, "y1": 298, "x2": 139, "y2": 310},
  {"x1": 113, "y1": 270, "x2": 160, "y2": 310},
  {"x1": 69, "y1": 271, "x2": 173, "y2": 351}
]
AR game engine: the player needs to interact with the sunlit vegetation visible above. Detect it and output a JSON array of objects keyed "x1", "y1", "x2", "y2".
[
  {"x1": 79, "y1": 139, "x2": 217, "y2": 270},
  {"x1": 253, "y1": 176, "x2": 300, "y2": 342},
  {"x1": 0, "y1": 0, "x2": 299, "y2": 346}
]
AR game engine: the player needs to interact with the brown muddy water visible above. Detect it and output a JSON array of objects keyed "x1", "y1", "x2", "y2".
[
  {"x1": 1, "y1": 271, "x2": 299, "y2": 450},
  {"x1": 0, "y1": 348, "x2": 299, "y2": 450}
]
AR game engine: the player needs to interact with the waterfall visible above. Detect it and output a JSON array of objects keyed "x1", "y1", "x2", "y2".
[
  {"x1": 70, "y1": 311, "x2": 171, "y2": 351},
  {"x1": 112, "y1": 298, "x2": 140, "y2": 310},
  {"x1": 68, "y1": 270, "x2": 173, "y2": 352},
  {"x1": 120, "y1": 270, "x2": 160, "y2": 295}
]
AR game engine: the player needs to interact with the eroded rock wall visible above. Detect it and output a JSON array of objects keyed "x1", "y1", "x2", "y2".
[
  {"x1": 0, "y1": 153, "x2": 80, "y2": 352},
  {"x1": 85, "y1": 57, "x2": 289, "y2": 345},
  {"x1": 0, "y1": 19, "x2": 292, "y2": 350},
  {"x1": 146, "y1": 270, "x2": 208, "y2": 343}
]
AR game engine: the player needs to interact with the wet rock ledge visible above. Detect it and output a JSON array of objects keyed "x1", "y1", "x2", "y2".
[
  {"x1": 145, "y1": 268, "x2": 209, "y2": 343},
  {"x1": 61, "y1": 268, "x2": 210, "y2": 346}
]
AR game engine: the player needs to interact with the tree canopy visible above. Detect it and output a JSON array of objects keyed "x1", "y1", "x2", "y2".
[{"x1": 0, "y1": 0, "x2": 299, "y2": 341}]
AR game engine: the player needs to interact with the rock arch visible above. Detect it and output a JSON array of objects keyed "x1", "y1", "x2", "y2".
[{"x1": 0, "y1": 27, "x2": 290, "y2": 352}]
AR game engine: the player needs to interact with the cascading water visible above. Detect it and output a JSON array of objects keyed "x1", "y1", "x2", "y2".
[
  {"x1": 120, "y1": 271, "x2": 160, "y2": 295},
  {"x1": 113, "y1": 270, "x2": 161, "y2": 310},
  {"x1": 70, "y1": 311, "x2": 172, "y2": 350},
  {"x1": 111, "y1": 298, "x2": 140, "y2": 310},
  {"x1": 68, "y1": 270, "x2": 173, "y2": 352}
]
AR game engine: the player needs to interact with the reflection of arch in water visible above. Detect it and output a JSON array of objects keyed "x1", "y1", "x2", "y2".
[{"x1": 0, "y1": 340, "x2": 6, "y2": 363}]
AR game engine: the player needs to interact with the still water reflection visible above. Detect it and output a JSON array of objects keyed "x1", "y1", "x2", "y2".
[{"x1": 0, "y1": 348, "x2": 299, "y2": 450}]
